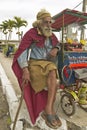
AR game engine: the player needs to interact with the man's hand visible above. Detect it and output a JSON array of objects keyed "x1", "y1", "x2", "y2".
[
  {"x1": 22, "y1": 67, "x2": 31, "y2": 86},
  {"x1": 49, "y1": 48, "x2": 58, "y2": 57}
]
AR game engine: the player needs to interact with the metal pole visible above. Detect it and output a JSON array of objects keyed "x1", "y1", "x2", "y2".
[
  {"x1": 80, "y1": 0, "x2": 87, "y2": 39},
  {"x1": 61, "y1": 14, "x2": 64, "y2": 63}
]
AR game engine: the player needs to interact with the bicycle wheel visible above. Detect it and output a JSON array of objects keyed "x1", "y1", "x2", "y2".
[{"x1": 60, "y1": 93, "x2": 76, "y2": 116}]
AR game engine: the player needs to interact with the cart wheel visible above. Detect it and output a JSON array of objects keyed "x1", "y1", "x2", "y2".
[
  {"x1": 60, "y1": 93, "x2": 75, "y2": 116},
  {"x1": 79, "y1": 104, "x2": 87, "y2": 112}
]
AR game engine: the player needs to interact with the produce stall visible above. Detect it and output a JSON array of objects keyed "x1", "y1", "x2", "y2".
[
  {"x1": 52, "y1": 9, "x2": 87, "y2": 115},
  {"x1": 52, "y1": 8, "x2": 87, "y2": 85}
]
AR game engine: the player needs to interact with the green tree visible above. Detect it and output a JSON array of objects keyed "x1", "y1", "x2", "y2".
[
  {"x1": 0, "y1": 21, "x2": 8, "y2": 42},
  {"x1": 4, "y1": 19, "x2": 16, "y2": 41},
  {"x1": 14, "y1": 16, "x2": 28, "y2": 41}
]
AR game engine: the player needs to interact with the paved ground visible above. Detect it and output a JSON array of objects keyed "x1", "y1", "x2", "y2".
[
  {"x1": 0, "y1": 53, "x2": 18, "y2": 130},
  {"x1": 0, "y1": 85, "x2": 11, "y2": 130},
  {"x1": 0, "y1": 53, "x2": 21, "y2": 96}
]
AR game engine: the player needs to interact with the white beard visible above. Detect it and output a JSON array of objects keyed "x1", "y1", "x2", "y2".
[{"x1": 41, "y1": 26, "x2": 52, "y2": 37}]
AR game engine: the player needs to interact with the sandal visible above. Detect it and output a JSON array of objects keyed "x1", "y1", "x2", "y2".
[{"x1": 41, "y1": 112, "x2": 62, "y2": 129}]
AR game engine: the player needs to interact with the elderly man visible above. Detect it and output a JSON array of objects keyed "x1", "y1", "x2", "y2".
[{"x1": 12, "y1": 9, "x2": 62, "y2": 129}]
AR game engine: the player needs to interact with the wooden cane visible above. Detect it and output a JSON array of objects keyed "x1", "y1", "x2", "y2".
[{"x1": 12, "y1": 84, "x2": 25, "y2": 130}]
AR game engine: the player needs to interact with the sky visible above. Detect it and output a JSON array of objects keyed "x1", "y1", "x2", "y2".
[{"x1": 0, "y1": 0, "x2": 83, "y2": 39}]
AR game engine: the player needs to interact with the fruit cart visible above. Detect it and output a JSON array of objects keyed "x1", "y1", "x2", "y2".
[{"x1": 52, "y1": 8, "x2": 87, "y2": 116}]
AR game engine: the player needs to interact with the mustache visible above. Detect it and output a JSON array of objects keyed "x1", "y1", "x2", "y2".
[{"x1": 44, "y1": 27, "x2": 52, "y2": 31}]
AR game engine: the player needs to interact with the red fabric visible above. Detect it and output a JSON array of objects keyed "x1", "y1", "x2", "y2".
[
  {"x1": 12, "y1": 28, "x2": 59, "y2": 124},
  {"x1": 69, "y1": 63, "x2": 87, "y2": 69},
  {"x1": 63, "y1": 67, "x2": 69, "y2": 78}
]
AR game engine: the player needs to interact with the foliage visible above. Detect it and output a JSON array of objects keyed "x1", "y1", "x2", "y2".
[
  {"x1": 14, "y1": 16, "x2": 28, "y2": 28},
  {"x1": 6, "y1": 117, "x2": 11, "y2": 125},
  {"x1": 0, "y1": 16, "x2": 28, "y2": 41}
]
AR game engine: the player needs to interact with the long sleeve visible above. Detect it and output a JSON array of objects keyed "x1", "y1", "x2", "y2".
[{"x1": 17, "y1": 48, "x2": 28, "y2": 68}]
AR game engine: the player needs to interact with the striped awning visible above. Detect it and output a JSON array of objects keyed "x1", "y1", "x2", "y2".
[{"x1": 52, "y1": 8, "x2": 87, "y2": 31}]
